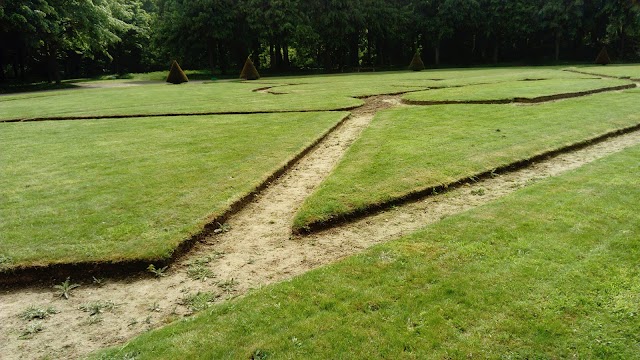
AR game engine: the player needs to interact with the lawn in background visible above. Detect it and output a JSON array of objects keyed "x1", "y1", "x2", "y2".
[
  {"x1": 94, "y1": 144, "x2": 640, "y2": 360},
  {"x1": 0, "y1": 67, "x2": 595, "y2": 121},
  {"x1": 294, "y1": 90, "x2": 640, "y2": 230},
  {"x1": 0, "y1": 112, "x2": 347, "y2": 268},
  {"x1": 568, "y1": 64, "x2": 640, "y2": 79},
  {"x1": 402, "y1": 78, "x2": 631, "y2": 103}
]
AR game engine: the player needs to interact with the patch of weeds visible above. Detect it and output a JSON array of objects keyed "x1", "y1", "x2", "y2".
[
  {"x1": 53, "y1": 277, "x2": 81, "y2": 299},
  {"x1": 0, "y1": 254, "x2": 12, "y2": 270},
  {"x1": 82, "y1": 316, "x2": 104, "y2": 326},
  {"x1": 213, "y1": 222, "x2": 231, "y2": 234},
  {"x1": 79, "y1": 300, "x2": 117, "y2": 316},
  {"x1": 19, "y1": 322, "x2": 44, "y2": 339},
  {"x1": 147, "y1": 264, "x2": 168, "y2": 278},
  {"x1": 470, "y1": 188, "x2": 486, "y2": 196},
  {"x1": 251, "y1": 349, "x2": 269, "y2": 360},
  {"x1": 19, "y1": 306, "x2": 59, "y2": 321},
  {"x1": 218, "y1": 278, "x2": 238, "y2": 293},
  {"x1": 128, "y1": 318, "x2": 139, "y2": 327},
  {"x1": 148, "y1": 301, "x2": 161, "y2": 312},
  {"x1": 291, "y1": 336, "x2": 303, "y2": 348},
  {"x1": 490, "y1": 168, "x2": 499, "y2": 178},
  {"x1": 181, "y1": 291, "x2": 217, "y2": 313},
  {"x1": 186, "y1": 256, "x2": 215, "y2": 281}
]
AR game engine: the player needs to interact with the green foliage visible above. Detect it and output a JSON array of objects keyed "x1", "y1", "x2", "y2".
[
  {"x1": 19, "y1": 306, "x2": 59, "y2": 321},
  {"x1": 54, "y1": 278, "x2": 81, "y2": 300}
]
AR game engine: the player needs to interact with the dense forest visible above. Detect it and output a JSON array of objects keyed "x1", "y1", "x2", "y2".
[{"x1": 1, "y1": 0, "x2": 640, "y2": 83}]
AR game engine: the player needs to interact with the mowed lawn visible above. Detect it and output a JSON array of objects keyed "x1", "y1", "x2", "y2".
[
  {"x1": 402, "y1": 78, "x2": 632, "y2": 103},
  {"x1": 294, "y1": 90, "x2": 640, "y2": 231},
  {"x1": 94, "y1": 144, "x2": 640, "y2": 360},
  {"x1": 0, "y1": 67, "x2": 595, "y2": 121},
  {"x1": 568, "y1": 64, "x2": 640, "y2": 79},
  {"x1": 0, "y1": 82, "x2": 361, "y2": 121},
  {"x1": 0, "y1": 112, "x2": 347, "y2": 268}
]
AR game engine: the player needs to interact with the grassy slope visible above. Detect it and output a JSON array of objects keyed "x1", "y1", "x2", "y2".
[
  {"x1": 402, "y1": 78, "x2": 631, "y2": 102},
  {"x1": 0, "y1": 82, "x2": 361, "y2": 121},
  {"x1": 568, "y1": 64, "x2": 640, "y2": 78},
  {"x1": 294, "y1": 90, "x2": 640, "y2": 230},
  {"x1": 0, "y1": 112, "x2": 347, "y2": 268},
  {"x1": 94, "y1": 144, "x2": 640, "y2": 360}
]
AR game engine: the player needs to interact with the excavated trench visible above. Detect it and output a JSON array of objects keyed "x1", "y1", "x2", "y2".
[{"x1": 2, "y1": 88, "x2": 640, "y2": 359}]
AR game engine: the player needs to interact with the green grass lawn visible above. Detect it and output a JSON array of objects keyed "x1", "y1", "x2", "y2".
[
  {"x1": 294, "y1": 90, "x2": 640, "y2": 231},
  {"x1": 567, "y1": 64, "x2": 640, "y2": 79},
  {"x1": 0, "y1": 67, "x2": 594, "y2": 121},
  {"x1": 258, "y1": 67, "x2": 593, "y2": 98},
  {"x1": 0, "y1": 112, "x2": 347, "y2": 268},
  {"x1": 0, "y1": 82, "x2": 361, "y2": 121},
  {"x1": 402, "y1": 78, "x2": 632, "y2": 103},
  {"x1": 94, "y1": 144, "x2": 640, "y2": 360}
]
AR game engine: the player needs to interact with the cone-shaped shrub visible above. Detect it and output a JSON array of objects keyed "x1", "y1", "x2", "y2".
[
  {"x1": 240, "y1": 57, "x2": 260, "y2": 80},
  {"x1": 595, "y1": 47, "x2": 611, "y2": 65},
  {"x1": 408, "y1": 53, "x2": 425, "y2": 71},
  {"x1": 166, "y1": 60, "x2": 189, "y2": 84}
]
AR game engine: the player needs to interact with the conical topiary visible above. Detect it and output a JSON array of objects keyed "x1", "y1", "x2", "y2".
[
  {"x1": 166, "y1": 60, "x2": 189, "y2": 84},
  {"x1": 240, "y1": 57, "x2": 260, "y2": 80},
  {"x1": 595, "y1": 47, "x2": 611, "y2": 65},
  {"x1": 408, "y1": 52, "x2": 425, "y2": 71}
]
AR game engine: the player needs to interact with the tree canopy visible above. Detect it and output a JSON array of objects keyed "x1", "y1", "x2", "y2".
[{"x1": 2, "y1": 0, "x2": 640, "y2": 83}]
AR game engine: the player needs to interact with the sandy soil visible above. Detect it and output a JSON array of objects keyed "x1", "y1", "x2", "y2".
[{"x1": 1, "y1": 94, "x2": 639, "y2": 360}]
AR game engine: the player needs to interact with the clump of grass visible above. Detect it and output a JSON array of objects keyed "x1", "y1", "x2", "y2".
[
  {"x1": 186, "y1": 256, "x2": 215, "y2": 281},
  {"x1": 213, "y1": 222, "x2": 231, "y2": 234},
  {"x1": 0, "y1": 254, "x2": 12, "y2": 270},
  {"x1": 79, "y1": 301, "x2": 117, "y2": 316},
  {"x1": 182, "y1": 292, "x2": 218, "y2": 313},
  {"x1": 147, "y1": 264, "x2": 168, "y2": 278},
  {"x1": 19, "y1": 322, "x2": 44, "y2": 339},
  {"x1": 19, "y1": 306, "x2": 59, "y2": 321},
  {"x1": 218, "y1": 278, "x2": 238, "y2": 293},
  {"x1": 53, "y1": 278, "x2": 80, "y2": 299},
  {"x1": 470, "y1": 188, "x2": 486, "y2": 196}
]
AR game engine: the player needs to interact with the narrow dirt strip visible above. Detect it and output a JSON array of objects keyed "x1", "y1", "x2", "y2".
[{"x1": 1, "y1": 94, "x2": 640, "y2": 360}]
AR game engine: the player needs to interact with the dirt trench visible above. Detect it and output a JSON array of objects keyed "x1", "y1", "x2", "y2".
[{"x1": 1, "y1": 94, "x2": 640, "y2": 360}]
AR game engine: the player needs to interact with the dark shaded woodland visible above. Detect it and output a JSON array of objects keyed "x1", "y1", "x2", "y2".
[{"x1": 2, "y1": 0, "x2": 640, "y2": 83}]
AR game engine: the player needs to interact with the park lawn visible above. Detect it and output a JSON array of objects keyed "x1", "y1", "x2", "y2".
[
  {"x1": 402, "y1": 78, "x2": 632, "y2": 103},
  {"x1": 568, "y1": 64, "x2": 640, "y2": 79},
  {"x1": 94, "y1": 144, "x2": 640, "y2": 360},
  {"x1": 293, "y1": 90, "x2": 640, "y2": 231},
  {"x1": 0, "y1": 67, "x2": 596, "y2": 122},
  {"x1": 260, "y1": 68, "x2": 593, "y2": 98},
  {"x1": 0, "y1": 81, "x2": 361, "y2": 121},
  {"x1": 0, "y1": 112, "x2": 348, "y2": 268}
]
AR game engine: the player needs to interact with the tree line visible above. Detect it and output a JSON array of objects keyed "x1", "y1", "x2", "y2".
[{"x1": 2, "y1": 0, "x2": 640, "y2": 83}]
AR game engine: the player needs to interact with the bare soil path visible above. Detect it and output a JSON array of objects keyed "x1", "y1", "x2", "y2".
[{"x1": 1, "y1": 94, "x2": 640, "y2": 360}]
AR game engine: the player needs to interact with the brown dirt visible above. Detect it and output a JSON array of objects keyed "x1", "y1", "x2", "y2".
[{"x1": 1, "y1": 94, "x2": 640, "y2": 360}]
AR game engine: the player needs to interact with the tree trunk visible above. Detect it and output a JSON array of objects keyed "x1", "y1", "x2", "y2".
[
  {"x1": 283, "y1": 43, "x2": 289, "y2": 69},
  {"x1": 0, "y1": 48, "x2": 5, "y2": 82},
  {"x1": 555, "y1": 31, "x2": 561, "y2": 62},
  {"x1": 269, "y1": 43, "x2": 275, "y2": 69},
  {"x1": 275, "y1": 42, "x2": 283, "y2": 70},
  {"x1": 492, "y1": 39, "x2": 499, "y2": 64},
  {"x1": 207, "y1": 38, "x2": 216, "y2": 74},
  {"x1": 46, "y1": 45, "x2": 61, "y2": 84},
  {"x1": 217, "y1": 42, "x2": 227, "y2": 75},
  {"x1": 434, "y1": 44, "x2": 440, "y2": 66}
]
